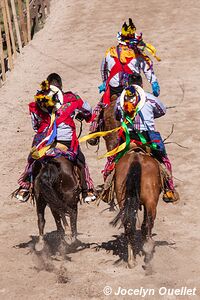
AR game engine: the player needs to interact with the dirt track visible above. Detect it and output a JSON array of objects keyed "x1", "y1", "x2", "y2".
[{"x1": 0, "y1": 1, "x2": 200, "y2": 299}]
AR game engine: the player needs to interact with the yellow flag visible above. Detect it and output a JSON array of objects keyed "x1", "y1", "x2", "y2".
[{"x1": 145, "y1": 43, "x2": 161, "y2": 61}]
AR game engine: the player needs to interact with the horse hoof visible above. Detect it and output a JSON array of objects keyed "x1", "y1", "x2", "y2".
[
  {"x1": 127, "y1": 261, "x2": 137, "y2": 269},
  {"x1": 143, "y1": 239, "x2": 155, "y2": 253},
  {"x1": 35, "y1": 239, "x2": 44, "y2": 251},
  {"x1": 64, "y1": 235, "x2": 75, "y2": 245}
]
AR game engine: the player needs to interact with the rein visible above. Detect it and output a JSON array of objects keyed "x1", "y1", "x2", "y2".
[{"x1": 77, "y1": 120, "x2": 83, "y2": 139}]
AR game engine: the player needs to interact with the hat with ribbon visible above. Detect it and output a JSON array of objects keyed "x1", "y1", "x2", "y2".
[
  {"x1": 120, "y1": 84, "x2": 146, "y2": 119},
  {"x1": 117, "y1": 18, "x2": 161, "y2": 61},
  {"x1": 34, "y1": 80, "x2": 63, "y2": 112},
  {"x1": 117, "y1": 18, "x2": 138, "y2": 44}
]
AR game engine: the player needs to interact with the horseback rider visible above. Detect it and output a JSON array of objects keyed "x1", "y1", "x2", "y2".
[
  {"x1": 15, "y1": 73, "x2": 96, "y2": 203},
  {"x1": 88, "y1": 18, "x2": 161, "y2": 145},
  {"x1": 114, "y1": 76, "x2": 179, "y2": 203}
]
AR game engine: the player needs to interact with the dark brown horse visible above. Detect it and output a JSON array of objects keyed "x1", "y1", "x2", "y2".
[
  {"x1": 32, "y1": 156, "x2": 81, "y2": 250},
  {"x1": 102, "y1": 100, "x2": 162, "y2": 269}
]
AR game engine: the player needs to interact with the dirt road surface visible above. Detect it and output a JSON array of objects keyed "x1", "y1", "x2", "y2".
[{"x1": 0, "y1": 1, "x2": 200, "y2": 299}]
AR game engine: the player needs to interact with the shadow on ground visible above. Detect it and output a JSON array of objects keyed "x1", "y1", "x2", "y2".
[{"x1": 94, "y1": 231, "x2": 176, "y2": 267}]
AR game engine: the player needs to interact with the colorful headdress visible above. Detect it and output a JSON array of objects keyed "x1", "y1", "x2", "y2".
[
  {"x1": 120, "y1": 84, "x2": 146, "y2": 119},
  {"x1": 117, "y1": 18, "x2": 161, "y2": 61},
  {"x1": 34, "y1": 81, "x2": 63, "y2": 112},
  {"x1": 121, "y1": 18, "x2": 136, "y2": 39}
]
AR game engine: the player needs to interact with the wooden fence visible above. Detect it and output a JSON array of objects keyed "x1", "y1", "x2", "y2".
[{"x1": 0, "y1": 0, "x2": 50, "y2": 86}]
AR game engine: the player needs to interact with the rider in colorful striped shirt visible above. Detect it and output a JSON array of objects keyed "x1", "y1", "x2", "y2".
[
  {"x1": 114, "y1": 74, "x2": 179, "y2": 203},
  {"x1": 88, "y1": 18, "x2": 161, "y2": 145}
]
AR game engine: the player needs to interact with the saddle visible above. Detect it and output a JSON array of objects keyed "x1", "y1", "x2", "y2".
[
  {"x1": 45, "y1": 142, "x2": 68, "y2": 154},
  {"x1": 127, "y1": 146, "x2": 172, "y2": 193},
  {"x1": 55, "y1": 142, "x2": 68, "y2": 152},
  {"x1": 100, "y1": 145, "x2": 170, "y2": 204}
]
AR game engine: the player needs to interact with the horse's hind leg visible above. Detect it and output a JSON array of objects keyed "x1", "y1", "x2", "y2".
[
  {"x1": 56, "y1": 212, "x2": 74, "y2": 244},
  {"x1": 142, "y1": 202, "x2": 156, "y2": 273},
  {"x1": 70, "y1": 205, "x2": 78, "y2": 239},
  {"x1": 141, "y1": 206, "x2": 148, "y2": 240},
  {"x1": 125, "y1": 224, "x2": 137, "y2": 269},
  {"x1": 127, "y1": 240, "x2": 137, "y2": 268},
  {"x1": 145, "y1": 203, "x2": 156, "y2": 240},
  {"x1": 35, "y1": 197, "x2": 47, "y2": 251},
  {"x1": 50, "y1": 209, "x2": 65, "y2": 235}
]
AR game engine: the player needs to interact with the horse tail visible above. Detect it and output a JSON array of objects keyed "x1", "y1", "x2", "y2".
[
  {"x1": 36, "y1": 160, "x2": 64, "y2": 213},
  {"x1": 111, "y1": 156, "x2": 141, "y2": 231}
]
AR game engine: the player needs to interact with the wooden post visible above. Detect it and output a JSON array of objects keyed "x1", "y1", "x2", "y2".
[
  {"x1": 17, "y1": 0, "x2": 28, "y2": 45},
  {"x1": 10, "y1": 0, "x2": 22, "y2": 53},
  {"x1": 40, "y1": 0, "x2": 45, "y2": 23},
  {"x1": 35, "y1": 0, "x2": 39, "y2": 32},
  {"x1": 29, "y1": 0, "x2": 38, "y2": 37},
  {"x1": 0, "y1": 23, "x2": 6, "y2": 82},
  {"x1": 4, "y1": 0, "x2": 17, "y2": 59},
  {"x1": 1, "y1": 0, "x2": 13, "y2": 70},
  {"x1": 25, "y1": 0, "x2": 31, "y2": 42},
  {"x1": 44, "y1": 0, "x2": 50, "y2": 15}
]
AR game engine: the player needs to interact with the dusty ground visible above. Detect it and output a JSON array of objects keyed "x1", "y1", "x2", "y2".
[{"x1": 0, "y1": 0, "x2": 200, "y2": 299}]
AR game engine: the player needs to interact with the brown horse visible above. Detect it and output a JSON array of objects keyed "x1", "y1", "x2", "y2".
[
  {"x1": 102, "y1": 99, "x2": 162, "y2": 269},
  {"x1": 112, "y1": 150, "x2": 162, "y2": 269},
  {"x1": 99, "y1": 100, "x2": 120, "y2": 208},
  {"x1": 32, "y1": 156, "x2": 81, "y2": 250},
  {"x1": 103, "y1": 100, "x2": 120, "y2": 152}
]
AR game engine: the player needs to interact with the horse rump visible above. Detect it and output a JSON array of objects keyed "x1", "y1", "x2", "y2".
[
  {"x1": 110, "y1": 159, "x2": 141, "y2": 231},
  {"x1": 33, "y1": 159, "x2": 64, "y2": 213}
]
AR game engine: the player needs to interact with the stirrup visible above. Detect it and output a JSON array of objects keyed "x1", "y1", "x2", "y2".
[
  {"x1": 15, "y1": 188, "x2": 30, "y2": 202},
  {"x1": 163, "y1": 190, "x2": 179, "y2": 203},
  {"x1": 83, "y1": 192, "x2": 96, "y2": 203}
]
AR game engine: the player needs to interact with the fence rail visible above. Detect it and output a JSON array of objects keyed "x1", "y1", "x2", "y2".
[{"x1": 0, "y1": 0, "x2": 50, "y2": 86}]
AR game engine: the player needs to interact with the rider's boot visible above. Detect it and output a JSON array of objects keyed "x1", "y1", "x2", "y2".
[
  {"x1": 78, "y1": 163, "x2": 96, "y2": 203},
  {"x1": 14, "y1": 187, "x2": 30, "y2": 202},
  {"x1": 163, "y1": 189, "x2": 180, "y2": 203},
  {"x1": 162, "y1": 156, "x2": 180, "y2": 203}
]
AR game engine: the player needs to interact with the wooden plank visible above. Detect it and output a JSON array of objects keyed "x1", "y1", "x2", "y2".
[
  {"x1": 0, "y1": 23, "x2": 6, "y2": 82},
  {"x1": 25, "y1": 0, "x2": 31, "y2": 42},
  {"x1": 17, "y1": 0, "x2": 28, "y2": 45},
  {"x1": 4, "y1": 0, "x2": 17, "y2": 59},
  {"x1": 10, "y1": 0, "x2": 23, "y2": 53},
  {"x1": 1, "y1": 0, "x2": 13, "y2": 70}
]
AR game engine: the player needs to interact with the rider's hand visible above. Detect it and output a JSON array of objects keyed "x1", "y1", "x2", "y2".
[
  {"x1": 75, "y1": 112, "x2": 84, "y2": 121},
  {"x1": 98, "y1": 81, "x2": 106, "y2": 93},
  {"x1": 152, "y1": 81, "x2": 160, "y2": 97}
]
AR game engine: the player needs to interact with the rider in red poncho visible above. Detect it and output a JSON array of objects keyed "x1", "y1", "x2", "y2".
[{"x1": 15, "y1": 73, "x2": 96, "y2": 203}]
